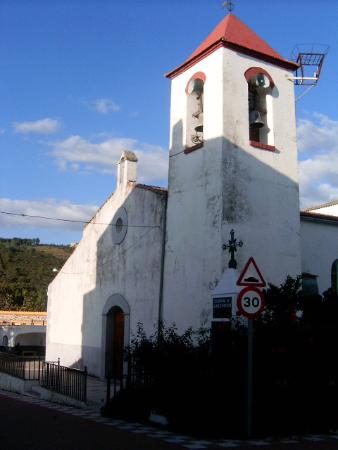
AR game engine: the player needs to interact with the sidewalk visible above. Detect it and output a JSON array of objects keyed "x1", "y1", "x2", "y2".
[
  {"x1": 86, "y1": 375, "x2": 107, "y2": 408},
  {"x1": 1, "y1": 388, "x2": 338, "y2": 450}
]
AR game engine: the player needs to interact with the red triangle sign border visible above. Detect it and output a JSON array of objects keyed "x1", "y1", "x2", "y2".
[{"x1": 237, "y1": 256, "x2": 266, "y2": 287}]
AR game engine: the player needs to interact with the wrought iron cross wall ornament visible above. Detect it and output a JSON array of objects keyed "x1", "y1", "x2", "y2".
[
  {"x1": 223, "y1": 0, "x2": 235, "y2": 13},
  {"x1": 223, "y1": 229, "x2": 243, "y2": 269}
]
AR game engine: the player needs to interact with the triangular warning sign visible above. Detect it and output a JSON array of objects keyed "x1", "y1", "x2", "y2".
[{"x1": 237, "y1": 257, "x2": 266, "y2": 287}]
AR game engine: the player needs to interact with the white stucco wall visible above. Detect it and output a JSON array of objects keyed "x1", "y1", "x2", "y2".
[
  {"x1": 0, "y1": 373, "x2": 38, "y2": 395},
  {"x1": 46, "y1": 180, "x2": 166, "y2": 377},
  {"x1": 301, "y1": 218, "x2": 338, "y2": 294},
  {"x1": 163, "y1": 46, "x2": 301, "y2": 331}
]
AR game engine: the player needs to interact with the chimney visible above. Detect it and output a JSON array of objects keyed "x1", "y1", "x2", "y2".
[{"x1": 117, "y1": 151, "x2": 138, "y2": 189}]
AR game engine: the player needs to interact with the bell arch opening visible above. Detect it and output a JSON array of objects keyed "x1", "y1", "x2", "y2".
[
  {"x1": 186, "y1": 74, "x2": 205, "y2": 149},
  {"x1": 245, "y1": 67, "x2": 275, "y2": 147}
]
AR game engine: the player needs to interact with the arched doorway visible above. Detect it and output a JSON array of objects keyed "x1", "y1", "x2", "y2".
[
  {"x1": 102, "y1": 294, "x2": 130, "y2": 379},
  {"x1": 105, "y1": 306, "x2": 125, "y2": 378}
]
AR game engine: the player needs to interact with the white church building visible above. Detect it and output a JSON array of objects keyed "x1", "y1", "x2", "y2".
[{"x1": 46, "y1": 14, "x2": 338, "y2": 378}]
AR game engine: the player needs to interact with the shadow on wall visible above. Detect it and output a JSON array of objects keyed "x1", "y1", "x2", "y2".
[
  {"x1": 75, "y1": 183, "x2": 167, "y2": 377},
  {"x1": 165, "y1": 119, "x2": 301, "y2": 330},
  {"x1": 70, "y1": 122, "x2": 301, "y2": 376},
  {"x1": 15, "y1": 332, "x2": 46, "y2": 347}
]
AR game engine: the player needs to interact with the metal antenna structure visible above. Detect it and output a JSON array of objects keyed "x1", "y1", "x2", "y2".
[{"x1": 288, "y1": 44, "x2": 329, "y2": 101}]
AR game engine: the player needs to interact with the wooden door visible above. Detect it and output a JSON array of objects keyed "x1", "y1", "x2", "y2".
[{"x1": 112, "y1": 309, "x2": 124, "y2": 378}]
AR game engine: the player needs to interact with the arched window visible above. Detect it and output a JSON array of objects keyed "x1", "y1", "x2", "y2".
[
  {"x1": 331, "y1": 260, "x2": 338, "y2": 294},
  {"x1": 245, "y1": 68, "x2": 275, "y2": 149},
  {"x1": 186, "y1": 73, "x2": 206, "y2": 149},
  {"x1": 2, "y1": 335, "x2": 8, "y2": 347}
]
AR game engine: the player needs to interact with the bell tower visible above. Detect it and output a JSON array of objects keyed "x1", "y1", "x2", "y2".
[{"x1": 162, "y1": 14, "x2": 302, "y2": 331}]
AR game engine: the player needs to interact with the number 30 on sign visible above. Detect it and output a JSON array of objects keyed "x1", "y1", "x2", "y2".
[{"x1": 237, "y1": 286, "x2": 265, "y2": 319}]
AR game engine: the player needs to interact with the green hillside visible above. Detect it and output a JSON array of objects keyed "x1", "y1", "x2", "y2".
[{"x1": 0, "y1": 238, "x2": 73, "y2": 311}]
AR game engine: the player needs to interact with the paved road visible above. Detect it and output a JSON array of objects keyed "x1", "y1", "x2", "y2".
[{"x1": 0, "y1": 392, "x2": 338, "y2": 450}]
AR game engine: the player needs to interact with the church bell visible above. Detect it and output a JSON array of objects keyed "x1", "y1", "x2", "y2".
[
  {"x1": 194, "y1": 112, "x2": 204, "y2": 133},
  {"x1": 249, "y1": 110, "x2": 265, "y2": 128}
]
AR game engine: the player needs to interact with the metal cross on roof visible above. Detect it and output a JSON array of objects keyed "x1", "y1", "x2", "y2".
[
  {"x1": 223, "y1": 229, "x2": 243, "y2": 269},
  {"x1": 223, "y1": 0, "x2": 235, "y2": 13}
]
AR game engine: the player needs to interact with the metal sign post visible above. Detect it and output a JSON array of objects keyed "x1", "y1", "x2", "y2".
[
  {"x1": 237, "y1": 288, "x2": 264, "y2": 438},
  {"x1": 247, "y1": 318, "x2": 253, "y2": 438},
  {"x1": 237, "y1": 258, "x2": 266, "y2": 438}
]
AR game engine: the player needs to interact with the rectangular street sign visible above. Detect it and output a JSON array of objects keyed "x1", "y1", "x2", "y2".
[{"x1": 213, "y1": 296, "x2": 232, "y2": 319}]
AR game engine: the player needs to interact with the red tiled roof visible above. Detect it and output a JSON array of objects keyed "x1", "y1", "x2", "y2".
[{"x1": 166, "y1": 14, "x2": 298, "y2": 79}]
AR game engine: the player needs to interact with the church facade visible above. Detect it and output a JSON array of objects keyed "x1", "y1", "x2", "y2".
[{"x1": 46, "y1": 14, "x2": 338, "y2": 378}]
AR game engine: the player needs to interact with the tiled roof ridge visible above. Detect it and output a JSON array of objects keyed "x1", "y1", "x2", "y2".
[
  {"x1": 304, "y1": 199, "x2": 338, "y2": 211},
  {"x1": 300, "y1": 211, "x2": 338, "y2": 224},
  {"x1": 0, "y1": 311, "x2": 47, "y2": 315},
  {"x1": 84, "y1": 184, "x2": 167, "y2": 231},
  {"x1": 136, "y1": 183, "x2": 168, "y2": 195},
  {"x1": 83, "y1": 191, "x2": 115, "y2": 230}
]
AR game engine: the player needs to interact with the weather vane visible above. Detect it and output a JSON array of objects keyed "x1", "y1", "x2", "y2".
[
  {"x1": 223, "y1": 229, "x2": 243, "y2": 269},
  {"x1": 222, "y1": 0, "x2": 235, "y2": 13}
]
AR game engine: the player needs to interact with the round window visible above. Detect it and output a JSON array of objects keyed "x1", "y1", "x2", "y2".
[
  {"x1": 116, "y1": 218, "x2": 123, "y2": 233},
  {"x1": 112, "y1": 207, "x2": 128, "y2": 244}
]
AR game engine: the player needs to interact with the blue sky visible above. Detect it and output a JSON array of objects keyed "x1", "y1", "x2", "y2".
[{"x1": 1, "y1": 0, "x2": 337, "y2": 244}]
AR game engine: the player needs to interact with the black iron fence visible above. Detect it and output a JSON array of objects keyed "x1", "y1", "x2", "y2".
[
  {"x1": 0, "y1": 351, "x2": 42, "y2": 380},
  {"x1": 106, "y1": 356, "x2": 153, "y2": 403},
  {"x1": 40, "y1": 361, "x2": 87, "y2": 402}
]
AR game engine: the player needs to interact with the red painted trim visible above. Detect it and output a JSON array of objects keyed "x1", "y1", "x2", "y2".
[
  {"x1": 185, "y1": 72, "x2": 206, "y2": 94},
  {"x1": 166, "y1": 40, "x2": 298, "y2": 80},
  {"x1": 237, "y1": 286, "x2": 265, "y2": 320},
  {"x1": 184, "y1": 143, "x2": 204, "y2": 154},
  {"x1": 250, "y1": 141, "x2": 276, "y2": 152},
  {"x1": 237, "y1": 256, "x2": 266, "y2": 287},
  {"x1": 166, "y1": 41, "x2": 223, "y2": 79},
  {"x1": 191, "y1": 71, "x2": 206, "y2": 82},
  {"x1": 244, "y1": 67, "x2": 275, "y2": 88}
]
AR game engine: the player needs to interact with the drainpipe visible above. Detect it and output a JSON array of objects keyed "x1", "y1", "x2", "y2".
[{"x1": 157, "y1": 193, "x2": 168, "y2": 340}]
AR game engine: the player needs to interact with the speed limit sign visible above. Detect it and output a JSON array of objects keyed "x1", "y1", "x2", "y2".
[{"x1": 237, "y1": 286, "x2": 265, "y2": 319}]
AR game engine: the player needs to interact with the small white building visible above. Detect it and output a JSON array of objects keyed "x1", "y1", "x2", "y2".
[
  {"x1": 46, "y1": 152, "x2": 167, "y2": 377},
  {"x1": 46, "y1": 13, "x2": 338, "y2": 378},
  {"x1": 0, "y1": 311, "x2": 46, "y2": 352},
  {"x1": 301, "y1": 203, "x2": 338, "y2": 295}
]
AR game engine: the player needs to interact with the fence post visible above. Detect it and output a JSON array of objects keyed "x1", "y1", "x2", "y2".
[
  {"x1": 106, "y1": 377, "x2": 111, "y2": 405},
  {"x1": 46, "y1": 362, "x2": 50, "y2": 387},
  {"x1": 57, "y1": 358, "x2": 60, "y2": 392},
  {"x1": 38, "y1": 357, "x2": 41, "y2": 381},
  {"x1": 84, "y1": 366, "x2": 87, "y2": 403},
  {"x1": 126, "y1": 355, "x2": 132, "y2": 389}
]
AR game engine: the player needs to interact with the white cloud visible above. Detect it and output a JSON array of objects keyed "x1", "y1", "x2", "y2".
[
  {"x1": 298, "y1": 113, "x2": 338, "y2": 208},
  {"x1": 93, "y1": 98, "x2": 120, "y2": 114},
  {"x1": 13, "y1": 118, "x2": 61, "y2": 135},
  {"x1": 298, "y1": 113, "x2": 338, "y2": 154},
  {"x1": 0, "y1": 198, "x2": 98, "y2": 231},
  {"x1": 49, "y1": 135, "x2": 168, "y2": 184}
]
